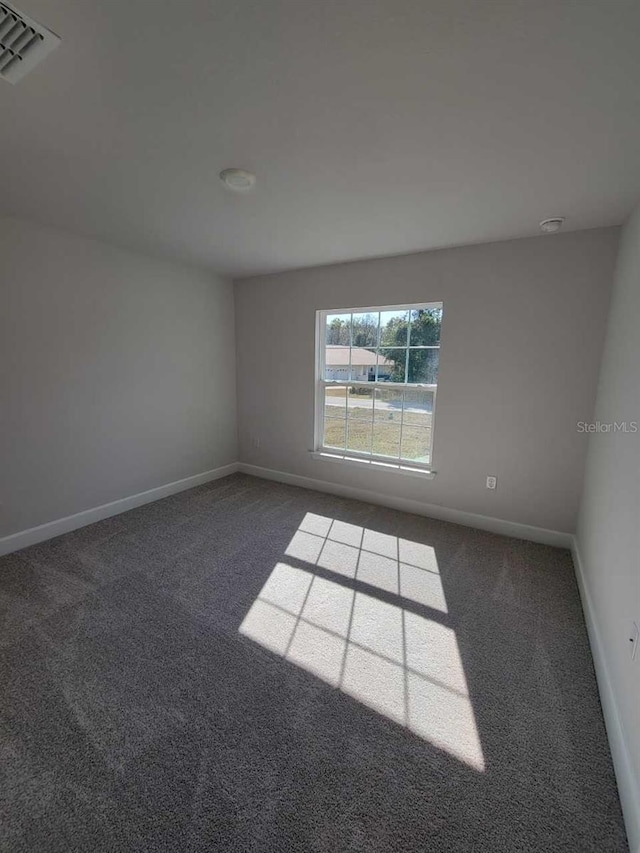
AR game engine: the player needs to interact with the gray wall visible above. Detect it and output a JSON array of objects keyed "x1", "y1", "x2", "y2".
[
  {"x1": 0, "y1": 217, "x2": 237, "y2": 537},
  {"x1": 576, "y1": 207, "x2": 640, "y2": 852},
  {"x1": 235, "y1": 228, "x2": 618, "y2": 533}
]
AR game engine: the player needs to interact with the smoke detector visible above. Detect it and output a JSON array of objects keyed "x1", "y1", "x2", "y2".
[
  {"x1": 539, "y1": 217, "x2": 565, "y2": 234},
  {"x1": 0, "y1": 2, "x2": 60, "y2": 84},
  {"x1": 220, "y1": 168, "x2": 256, "y2": 193}
]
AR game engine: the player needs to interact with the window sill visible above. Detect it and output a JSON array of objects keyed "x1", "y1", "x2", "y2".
[{"x1": 310, "y1": 451, "x2": 436, "y2": 480}]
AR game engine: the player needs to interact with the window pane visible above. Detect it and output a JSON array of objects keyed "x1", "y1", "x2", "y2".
[
  {"x1": 373, "y1": 387, "x2": 403, "y2": 423},
  {"x1": 407, "y1": 348, "x2": 439, "y2": 384},
  {"x1": 377, "y1": 348, "x2": 405, "y2": 382},
  {"x1": 351, "y1": 312, "x2": 379, "y2": 349},
  {"x1": 319, "y1": 304, "x2": 442, "y2": 469},
  {"x1": 325, "y1": 313, "x2": 351, "y2": 346},
  {"x1": 379, "y1": 309, "x2": 409, "y2": 347},
  {"x1": 347, "y1": 387, "x2": 375, "y2": 419},
  {"x1": 401, "y1": 427, "x2": 431, "y2": 463},
  {"x1": 348, "y1": 348, "x2": 377, "y2": 382},
  {"x1": 346, "y1": 417, "x2": 372, "y2": 453},
  {"x1": 324, "y1": 418, "x2": 346, "y2": 450},
  {"x1": 324, "y1": 386, "x2": 347, "y2": 419},
  {"x1": 402, "y1": 389, "x2": 434, "y2": 427},
  {"x1": 408, "y1": 308, "x2": 442, "y2": 345},
  {"x1": 372, "y1": 422, "x2": 401, "y2": 458}
]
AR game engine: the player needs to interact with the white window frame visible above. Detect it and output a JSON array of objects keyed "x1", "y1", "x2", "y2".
[{"x1": 313, "y1": 301, "x2": 442, "y2": 477}]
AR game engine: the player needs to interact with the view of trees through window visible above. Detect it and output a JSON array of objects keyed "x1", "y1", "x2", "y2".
[{"x1": 319, "y1": 304, "x2": 443, "y2": 466}]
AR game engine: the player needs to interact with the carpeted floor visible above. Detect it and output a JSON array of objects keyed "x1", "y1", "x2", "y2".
[{"x1": 0, "y1": 473, "x2": 628, "y2": 852}]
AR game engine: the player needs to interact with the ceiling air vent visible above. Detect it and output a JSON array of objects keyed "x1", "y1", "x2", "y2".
[{"x1": 0, "y1": 2, "x2": 60, "y2": 84}]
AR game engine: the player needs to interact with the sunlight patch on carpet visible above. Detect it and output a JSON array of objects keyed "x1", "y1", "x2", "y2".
[{"x1": 240, "y1": 514, "x2": 485, "y2": 771}]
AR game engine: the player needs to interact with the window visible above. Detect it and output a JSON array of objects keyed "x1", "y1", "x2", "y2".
[{"x1": 315, "y1": 302, "x2": 443, "y2": 473}]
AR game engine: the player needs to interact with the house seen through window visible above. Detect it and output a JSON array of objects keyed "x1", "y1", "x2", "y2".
[{"x1": 316, "y1": 303, "x2": 443, "y2": 470}]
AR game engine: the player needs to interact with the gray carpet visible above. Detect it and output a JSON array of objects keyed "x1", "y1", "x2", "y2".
[{"x1": 0, "y1": 473, "x2": 628, "y2": 852}]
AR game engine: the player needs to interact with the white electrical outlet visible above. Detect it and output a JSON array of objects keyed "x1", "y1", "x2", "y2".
[
  {"x1": 486, "y1": 476, "x2": 497, "y2": 490},
  {"x1": 630, "y1": 622, "x2": 639, "y2": 661}
]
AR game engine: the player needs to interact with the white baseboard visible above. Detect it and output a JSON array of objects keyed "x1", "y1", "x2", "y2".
[
  {"x1": 238, "y1": 462, "x2": 572, "y2": 548},
  {"x1": 0, "y1": 462, "x2": 239, "y2": 557},
  {"x1": 571, "y1": 538, "x2": 640, "y2": 853}
]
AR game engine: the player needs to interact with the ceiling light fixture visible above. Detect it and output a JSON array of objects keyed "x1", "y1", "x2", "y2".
[
  {"x1": 219, "y1": 168, "x2": 256, "y2": 193},
  {"x1": 539, "y1": 217, "x2": 565, "y2": 234}
]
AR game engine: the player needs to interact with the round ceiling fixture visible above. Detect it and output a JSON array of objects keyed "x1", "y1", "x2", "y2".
[
  {"x1": 219, "y1": 168, "x2": 256, "y2": 192},
  {"x1": 539, "y1": 217, "x2": 565, "y2": 233}
]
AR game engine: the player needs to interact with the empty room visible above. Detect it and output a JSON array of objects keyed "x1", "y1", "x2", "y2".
[{"x1": 1, "y1": 1, "x2": 638, "y2": 851}]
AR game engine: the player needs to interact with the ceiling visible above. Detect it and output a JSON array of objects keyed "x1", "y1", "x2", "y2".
[{"x1": 2, "y1": 0, "x2": 640, "y2": 278}]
